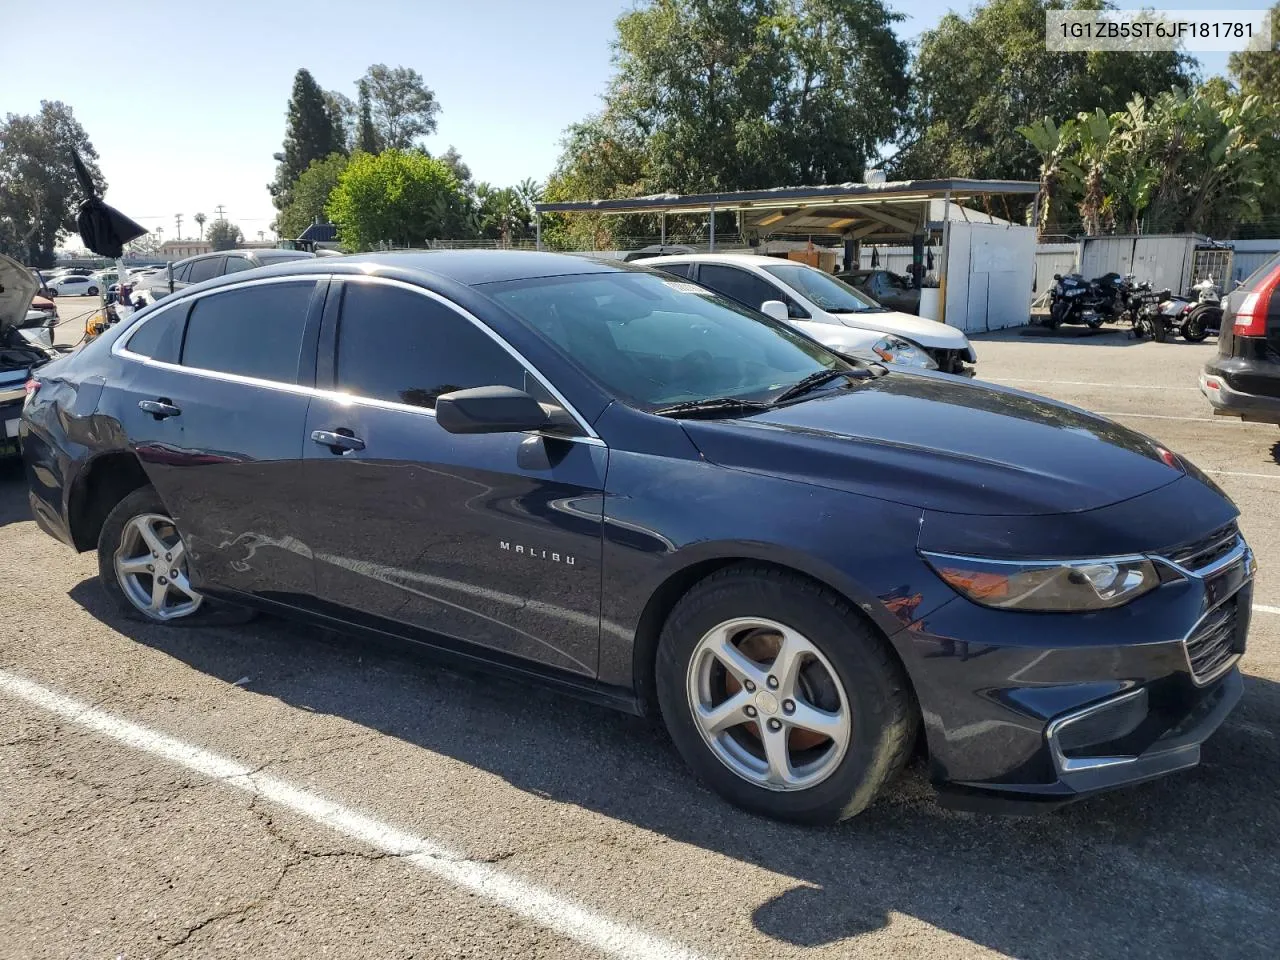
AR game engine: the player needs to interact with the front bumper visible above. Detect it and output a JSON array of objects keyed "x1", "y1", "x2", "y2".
[{"x1": 897, "y1": 529, "x2": 1253, "y2": 814}]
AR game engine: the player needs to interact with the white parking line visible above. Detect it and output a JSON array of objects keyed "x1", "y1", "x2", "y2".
[
  {"x1": 0, "y1": 669, "x2": 708, "y2": 960},
  {"x1": 1253, "y1": 604, "x2": 1280, "y2": 616},
  {"x1": 1202, "y1": 468, "x2": 1280, "y2": 480},
  {"x1": 1095, "y1": 411, "x2": 1224, "y2": 423},
  {"x1": 989, "y1": 378, "x2": 1199, "y2": 391}
]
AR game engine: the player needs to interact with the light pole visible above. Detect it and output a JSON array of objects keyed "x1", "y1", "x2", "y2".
[{"x1": 175, "y1": 213, "x2": 183, "y2": 241}]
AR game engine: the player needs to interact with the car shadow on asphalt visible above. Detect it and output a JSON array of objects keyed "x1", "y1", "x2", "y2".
[
  {"x1": 63, "y1": 578, "x2": 1280, "y2": 959},
  {"x1": 973, "y1": 325, "x2": 1218, "y2": 348}
]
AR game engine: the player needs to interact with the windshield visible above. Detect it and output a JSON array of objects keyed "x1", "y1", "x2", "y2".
[
  {"x1": 759, "y1": 263, "x2": 884, "y2": 314},
  {"x1": 485, "y1": 270, "x2": 847, "y2": 410}
]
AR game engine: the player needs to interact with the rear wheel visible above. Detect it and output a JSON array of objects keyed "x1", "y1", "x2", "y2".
[
  {"x1": 655, "y1": 566, "x2": 916, "y2": 823},
  {"x1": 1182, "y1": 306, "x2": 1216, "y2": 343},
  {"x1": 86, "y1": 285, "x2": 99, "y2": 296},
  {"x1": 96, "y1": 486, "x2": 251, "y2": 625}
]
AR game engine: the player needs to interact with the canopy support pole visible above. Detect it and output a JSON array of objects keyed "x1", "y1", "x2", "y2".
[
  {"x1": 535, "y1": 211, "x2": 542, "y2": 251},
  {"x1": 708, "y1": 204, "x2": 716, "y2": 251}
]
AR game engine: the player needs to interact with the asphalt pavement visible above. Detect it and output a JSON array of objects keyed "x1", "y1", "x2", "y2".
[{"x1": 1, "y1": 321, "x2": 1277, "y2": 959}]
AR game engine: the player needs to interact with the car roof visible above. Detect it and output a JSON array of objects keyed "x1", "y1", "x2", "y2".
[
  {"x1": 642, "y1": 252, "x2": 799, "y2": 270},
  {"x1": 151, "y1": 250, "x2": 642, "y2": 302}
]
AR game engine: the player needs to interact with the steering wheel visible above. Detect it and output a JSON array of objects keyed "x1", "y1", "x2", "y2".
[{"x1": 671, "y1": 349, "x2": 716, "y2": 387}]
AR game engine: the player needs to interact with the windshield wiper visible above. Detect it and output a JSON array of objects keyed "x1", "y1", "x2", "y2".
[
  {"x1": 771, "y1": 368, "x2": 860, "y2": 405},
  {"x1": 652, "y1": 397, "x2": 772, "y2": 418}
]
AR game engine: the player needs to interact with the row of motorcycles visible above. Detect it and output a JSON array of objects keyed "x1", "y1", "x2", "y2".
[{"x1": 1048, "y1": 271, "x2": 1223, "y2": 342}]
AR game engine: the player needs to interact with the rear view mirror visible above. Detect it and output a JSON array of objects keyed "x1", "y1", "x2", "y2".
[
  {"x1": 760, "y1": 300, "x2": 790, "y2": 322},
  {"x1": 436, "y1": 386, "x2": 551, "y2": 435}
]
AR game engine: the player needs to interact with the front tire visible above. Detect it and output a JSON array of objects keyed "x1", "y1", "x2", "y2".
[{"x1": 655, "y1": 565, "x2": 917, "y2": 824}]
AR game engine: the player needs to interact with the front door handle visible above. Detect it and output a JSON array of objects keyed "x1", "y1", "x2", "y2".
[
  {"x1": 311, "y1": 429, "x2": 365, "y2": 454},
  {"x1": 138, "y1": 398, "x2": 181, "y2": 419}
]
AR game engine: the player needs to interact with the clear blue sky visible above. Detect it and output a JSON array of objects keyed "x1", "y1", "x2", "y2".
[{"x1": 2, "y1": 0, "x2": 1246, "y2": 243}]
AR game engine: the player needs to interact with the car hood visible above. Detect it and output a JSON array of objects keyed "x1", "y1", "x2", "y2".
[
  {"x1": 679, "y1": 373, "x2": 1185, "y2": 516},
  {"x1": 826, "y1": 309, "x2": 970, "y2": 351},
  {"x1": 0, "y1": 253, "x2": 38, "y2": 333}
]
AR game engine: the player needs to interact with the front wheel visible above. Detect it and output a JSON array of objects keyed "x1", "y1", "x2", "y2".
[{"x1": 655, "y1": 566, "x2": 917, "y2": 823}]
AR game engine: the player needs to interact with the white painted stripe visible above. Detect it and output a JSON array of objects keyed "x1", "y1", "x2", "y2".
[
  {"x1": 988, "y1": 378, "x2": 1199, "y2": 391},
  {"x1": 1202, "y1": 468, "x2": 1280, "y2": 480},
  {"x1": 1094, "y1": 411, "x2": 1222, "y2": 423},
  {"x1": 1253, "y1": 604, "x2": 1280, "y2": 616},
  {"x1": 0, "y1": 670, "x2": 707, "y2": 960}
]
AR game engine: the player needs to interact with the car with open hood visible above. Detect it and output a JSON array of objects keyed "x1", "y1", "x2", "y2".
[
  {"x1": 21, "y1": 251, "x2": 1249, "y2": 823},
  {"x1": 644, "y1": 252, "x2": 975, "y2": 374},
  {"x1": 1, "y1": 254, "x2": 59, "y2": 455}
]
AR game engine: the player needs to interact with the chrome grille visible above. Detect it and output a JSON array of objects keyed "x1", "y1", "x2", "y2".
[
  {"x1": 1185, "y1": 599, "x2": 1242, "y2": 683},
  {"x1": 1166, "y1": 522, "x2": 1239, "y2": 572}
]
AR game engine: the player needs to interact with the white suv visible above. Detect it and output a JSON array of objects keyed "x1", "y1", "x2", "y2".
[{"x1": 643, "y1": 253, "x2": 976, "y2": 374}]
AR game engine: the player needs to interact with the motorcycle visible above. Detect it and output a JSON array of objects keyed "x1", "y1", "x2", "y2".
[
  {"x1": 1128, "y1": 281, "x2": 1174, "y2": 342},
  {"x1": 1163, "y1": 277, "x2": 1223, "y2": 343},
  {"x1": 1048, "y1": 272, "x2": 1130, "y2": 329}
]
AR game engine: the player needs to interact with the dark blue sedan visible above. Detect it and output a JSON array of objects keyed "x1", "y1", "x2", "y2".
[{"x1": 19, "y1": 251, "x2": 1251, "y2": 822}]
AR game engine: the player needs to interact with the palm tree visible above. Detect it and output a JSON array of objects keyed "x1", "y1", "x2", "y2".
[
  {"x1": 194, "y1": 212, "x2": 207, "y2": 240},
  {"x1": 1017, "y1": 118, "x2": 1083, "y2": 237}
]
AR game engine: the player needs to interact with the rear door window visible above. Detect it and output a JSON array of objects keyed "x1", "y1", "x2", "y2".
[
  {"x1": 223, "y1": 256, "x2": 255, "y2": 275},
  {"x1": 186, "y1": 257, "x2": 223, "y2": 284},
  {"x1": 181, "y1": 281, "x2": 315, "y2": 383},
  {"x1": 653, "y1": 262, "x2": 693, "y2": 279}
]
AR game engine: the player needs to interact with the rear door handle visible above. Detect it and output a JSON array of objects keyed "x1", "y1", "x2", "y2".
[
  {"x1": 311, "y1": 429, "x2": 365, "y2": 454},
  {"x1": 138, "y1": 399, "x2": 181, "y2": 419}
]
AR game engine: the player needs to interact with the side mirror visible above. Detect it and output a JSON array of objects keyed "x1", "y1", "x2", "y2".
[
  {"x1": 1053, "y1": 273, "x2": 1062, "y2": 281},
  {"x1": 435, "y1": 386, "x2": 551, "y2": 435},
  {"x1": 760, "y1": 300, "x2": 790, "y2": 322}
]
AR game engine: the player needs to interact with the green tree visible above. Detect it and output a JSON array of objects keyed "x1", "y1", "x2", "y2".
[
  {"x1": 898, "y1": 0, "x2": 1194, "y2": 189},
  {"x1": 193, "y1": 211, "x2": 207, "y2": 239},
  {"x1": 0, "y1": 101, "x2": 105, "y2": 267},
  {"x1": 268, "y1": 69, "x2": 344, "y2": 213},
  {"x1": 326, "y1": 149, "x2": 463, "y2": 249},
  {"x1": 1021, "y1": 83, "x2": 1268, "y2": 237},
  {"x1": 324, "y1": 89, "x2": 357, "y2": 152},
  {"x1": 277, "y1": 153, "x2": 349, "y2": 239},
  {"x1": 1228, "y1": 3, "x2": 1280, "y2": 236},
  {"x1": 361, "y1": 64, "x2": 440, "y2": 149},
  {"x1": 206, "y1": 219, "x2": 243, "y2": 251},
  {"x1": 356, "y1": 80, "x2": 382, "y2": 154},
  {"x1": 1016, "y1": 117, "x2": 1083, "y2": 235}
]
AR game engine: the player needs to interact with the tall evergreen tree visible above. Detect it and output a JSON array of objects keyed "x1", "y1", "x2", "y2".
[
  {"x1": 268, "y1": 69, "x2": 342, "y2": 212},
  {"x1": 356, "y1": 80, "x2": 382, "y2": 154}
]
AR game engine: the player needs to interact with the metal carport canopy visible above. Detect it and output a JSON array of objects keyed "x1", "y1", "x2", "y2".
[{"x1": 534, "y1": 178, "x2": 1040, "y2": 247}]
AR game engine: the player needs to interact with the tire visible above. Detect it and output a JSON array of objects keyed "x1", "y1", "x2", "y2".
[
  {"x1": 1152, "y1": 318, "x2": 1169, "y2": 343},
  {"x1": 96, "y1": 486, "x2": 253, "y2": 626},
  {"x1": 655, "y1": 565, "x2": 917, "y2": 824},
  {"x1": 1086, "y1": 316, "x2": 1104, "y2": 330},
  {"x1": 1182, "y1": 306, "x2": 1216, "y2": 343},
  {"x1": 86, "y1": 285, "x2": 99, "y2": 296}
]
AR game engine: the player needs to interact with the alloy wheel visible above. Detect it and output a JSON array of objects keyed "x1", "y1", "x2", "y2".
[
  {"x1": 113, "y1": 513, "x2": 202, "y2": 621},
  {"x1": 686, "y1": 617, "x2": 851, "y2": 791}
]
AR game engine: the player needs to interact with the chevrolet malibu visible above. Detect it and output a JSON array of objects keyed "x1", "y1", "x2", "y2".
[{"x1": 21, "y1": 251, "x2": 1251, "y2": 823}]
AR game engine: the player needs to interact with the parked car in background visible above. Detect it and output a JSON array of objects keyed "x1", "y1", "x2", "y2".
[
  {"x1": 1, "y1": 255, "x2": 58, "y2": 455},
  {"x1": 21, "y1": 250, "x2": 1250, "y2": 822},
  {"x1": 45, "y1": 274, "x2": 101, "y2": 297},
  {"x1": 1200, "y1": 252, "x2": 1280, "y2": 421},
  {"x1": 646, "y1": 253, "x2": 976, "y2": 373},
  {"x1": 148, "y1": 249, "x2": 316, "y2": 301},
  {"x1": 837, "y1": 269, "x2": 921, "y2": 315}
]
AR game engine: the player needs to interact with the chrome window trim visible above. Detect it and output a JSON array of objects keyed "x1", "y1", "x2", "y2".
[{"x1": 112, "y1": 272, "x2": 604, "y2": 446}]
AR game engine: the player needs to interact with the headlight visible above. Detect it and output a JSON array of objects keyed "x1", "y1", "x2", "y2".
[
  {"x1": 921, "y1": 552, "x2": 1160, "y2": 612},
  {"x1": 871, "y1": 336, "x2": 937, "y2": 370}
]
